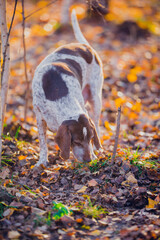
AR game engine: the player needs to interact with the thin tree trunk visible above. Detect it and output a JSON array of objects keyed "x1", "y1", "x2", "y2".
[
  {"x1": 0, "y1": 40, "x2": 2, "y2": 166},
  {"x1": 0, "y1": 0, "x2": 10, "y2": 166},
  {"x1": 61, "y1": 0, "x2": 72, "y2": 25},
  {"x1": 21, "y1": 0, "x2": 29, "y2": 122},
  {"x1": 0, "y1": 0, "x2": 10, "y2": 128}
]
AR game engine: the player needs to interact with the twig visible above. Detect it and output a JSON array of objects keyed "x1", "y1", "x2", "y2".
[
  {"x1": 0, "y1": 40, "x2": 1, "y2": 166},
  {"x1": 25, "y1": 0, "x2": 58, "y2": 20},
  {"x1": 111, "y1": 106, "x2": 121, "y2": 164},
  {"x1": 1, "y1": 0, "x2": 18, "y2": 81},
  {"x1": 21, "y1": 0, "x2": 29, "y2": 122}
]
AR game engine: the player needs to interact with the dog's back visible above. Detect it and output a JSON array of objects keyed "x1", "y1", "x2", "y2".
[{"x1": 32, "y1": 10, "x2": 103, "y2": 167}]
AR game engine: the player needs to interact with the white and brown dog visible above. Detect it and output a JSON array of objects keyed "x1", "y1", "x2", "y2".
[{"x1": 32, "y1": 10, "x2": 104, "y2": 167}]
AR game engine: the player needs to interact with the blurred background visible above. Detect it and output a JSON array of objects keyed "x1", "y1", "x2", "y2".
[{"x1": 4, "y1": 0, "x2": 160, "y2": 154}]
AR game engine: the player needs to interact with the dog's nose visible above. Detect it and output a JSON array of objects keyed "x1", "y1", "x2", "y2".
[
  {"x1": 84, "y1": 155, "x2": 92, "y2": 162},
  {"x1": 86, "y1": 158, "x2": 91, "y2": 163}
]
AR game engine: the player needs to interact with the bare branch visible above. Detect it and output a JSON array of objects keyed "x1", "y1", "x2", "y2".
[
  {"x1": 111, "y1": 106, "x2": 121, "y2": 164},
  {"x1": 25, "y1": 0, "x2": 58, "y2": 20}
]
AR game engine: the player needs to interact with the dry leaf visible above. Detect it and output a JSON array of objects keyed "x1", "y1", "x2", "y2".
[
  {"x1": 77, "y1": 186, "x2": 87, "y2": 193},
  {"x1": 0, "y1": 167, "x2": 10, "y2": 179},
  {"x1": 8, "y1": 231, "x2": 20, "y2": 239},
  {"x1": 88, "y1": 179, "x2": 98, "y2": 187}
]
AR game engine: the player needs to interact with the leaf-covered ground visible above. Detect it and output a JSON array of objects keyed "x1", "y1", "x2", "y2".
[{"x1": 0, "y1": 1, "x2": 160, "y2": 239}]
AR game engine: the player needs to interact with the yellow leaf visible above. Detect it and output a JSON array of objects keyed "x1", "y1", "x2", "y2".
[
  {"x1": 128, "y1": 112, "x2": 138, "y2": 120},
  {"x1": 77, "y1": 186, "x2": 87, "y2": 193},
  {"x1": 127, "y1": 73, "x2": 137, "y2": 83},
  {"x1": 104, "y1": 121, "x2": 111, "y2": 130},
  {"x1": 89, "y1": 230, "x2": 101, "y2": 236},
  {"x1": 146, "y1": 198, "x2": 157, "y2": 209},
  {"x1": 115, "y1": 97, "x2": 125, "y2": 108},
  {"x1": 131, "y1": 101, "x2": 141, "y2": 112},
  {"x1": 102, "y1": 135, "x2": 111, "y2": 140},
  {"x1": 130, "y1": 66, "x2": 142, "y2": 75}
]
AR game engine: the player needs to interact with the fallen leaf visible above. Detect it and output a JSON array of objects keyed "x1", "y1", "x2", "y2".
[
  {"x1": 0, "y1": 167, "x2": 10, "y2": 179},
  {"x1": 126, "y1": 172, "x2": 138, "y2": 184},
  {"x1": 77, "y1": 186, "x2": 87, "y2": 193},
  {"x1": 88, "y1": 179, "x2": 98, "y2": 187},
  {"x1": 31, "y1": 207, "x2": 47, "y2": 216},
  {"x1": 89, "y1": 230, "x2": 101, "y2": 236},
  {"x1": 8, "y1": 231, "x2": 20, "y2": 239},
  {"x1": 146, "y1": 198, "x2": 158, "y2": 209}
]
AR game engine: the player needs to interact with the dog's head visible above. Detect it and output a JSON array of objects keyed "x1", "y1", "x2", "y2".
[{"x1": 55, "y1": 114, "x2": 101, "y2": 162}]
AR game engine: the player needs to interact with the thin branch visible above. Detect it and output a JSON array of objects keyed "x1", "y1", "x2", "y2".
[
  {"x1": 21, "y1": 0, "x2": 29, "y2": 122},
  {"x1": 25, "y1": 0, "x2": 58, "y2": 20},
  {"x1": 111, "y1": 106, "x2": 121, "y2": 164},
  {"x1": 0, "y1": 40, "x2": 2, "y2": 166},
  {"x1": 1, "y1": 0, "x2": 18, "y2": 81}
]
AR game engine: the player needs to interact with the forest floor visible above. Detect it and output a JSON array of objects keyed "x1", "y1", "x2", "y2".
[{"x1": 0, "y1": 1, "x2": 160, "y2": 239}]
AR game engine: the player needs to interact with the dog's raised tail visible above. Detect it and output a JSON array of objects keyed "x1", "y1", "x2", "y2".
[{"x1": 71, "y1": 9, "x2": 89, "y2": 45}]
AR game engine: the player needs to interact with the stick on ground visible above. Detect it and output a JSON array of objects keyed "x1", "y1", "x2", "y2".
[{"x1": 111, "y1": 106, "x2": 121, "y2": 164}]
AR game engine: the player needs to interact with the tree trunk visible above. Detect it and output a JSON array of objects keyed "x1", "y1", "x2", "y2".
[
  {"x1": 0, "y1": 0, "x2": 10, "y2": 127},
  {"x1": 0, "y1": 0, "x2": 10, "y2": 165},
  {"x1": 61, "y1": 0, "x2": 72, "y2": 25}
]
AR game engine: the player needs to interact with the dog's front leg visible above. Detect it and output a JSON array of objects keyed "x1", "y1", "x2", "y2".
[{"x1": 35, "y1": 108, "x2": 48, "y2": 167}]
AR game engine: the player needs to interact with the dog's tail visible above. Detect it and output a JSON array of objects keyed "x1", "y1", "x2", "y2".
[{"x1": 71, "y1": 9, "x2": 89, "y2": 45}]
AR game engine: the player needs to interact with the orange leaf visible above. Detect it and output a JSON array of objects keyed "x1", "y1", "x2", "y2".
[
  {"x1": 127, "y1": 73, "x2": 137, "y2": 83},
  {"x1": 18, "y1": 155, "x2": 27, "y2": 160},
  {"x1": 76, "y1": 218, "x2": 83, "y2": 223}
]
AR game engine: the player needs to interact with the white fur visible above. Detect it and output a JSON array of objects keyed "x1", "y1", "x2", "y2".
[
  {"x1": 83, "y1": 127, "x2": 87, "y2": 138},
  {"x1": 32, "y1": 10, "x2": 103, "y2": 166}
]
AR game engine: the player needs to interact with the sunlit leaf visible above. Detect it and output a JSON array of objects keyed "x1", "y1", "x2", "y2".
[{"x1": 127, "y1": 73, "x2": 137, "y2": 83}]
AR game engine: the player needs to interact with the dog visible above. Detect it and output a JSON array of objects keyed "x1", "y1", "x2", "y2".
[{"x1": 32, "y1": 10, "x2": 104, "y2": 167}]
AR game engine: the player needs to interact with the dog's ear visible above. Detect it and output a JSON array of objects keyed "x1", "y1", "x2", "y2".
[
  {"x1": 55, "y1": 124, "x2": 71, "y2": 159},
  {"x1": 89, "y1": 119, "x2": 101, "y2": 150}
]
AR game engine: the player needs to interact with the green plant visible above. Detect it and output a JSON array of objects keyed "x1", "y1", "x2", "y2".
[
  {"x1": 15, "y1": 126, "x2": 21, "y2": 139},
  {"x1": 52, "y1": 201, "x2": 70, "y2": 220},
  {"x1": 89, "y1": 158, "x2": 109, "y2": 173},
  {"x1": 89, "y1": 159, "x2": 100, "y2": 172},
  {"x1": 45, "y1": 211, "x2": 52, "y2": 226},
  {"x1": 0, "y1": 202, "x2": 6, "y2": 219},
  {"x1": 81, "y1": 196, "x2": 108, "y2": 218},
  {"x1": 34, "y1": 202, "x2": 70, "y2": 227},
  {"x1": 2, "y1": 133, "x2": 12, "y2": 141},
  {"x1": 1, "y1": 155, "x2": 15, "y2": 166},
  {"x1": 16, "y1": 140, "x2": 29, "y2": 151}
]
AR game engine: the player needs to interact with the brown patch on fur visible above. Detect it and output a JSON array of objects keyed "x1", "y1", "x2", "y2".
[
  {"x1": 55, "y1": 124, "x2": 71, "y2": 159},
  {"x1": 42, "y1": 68, "x2": 68, "y2": 101},
  {"x1": 56, "y1": 44, "x2": 93, "y2": 64},
  {"x1": 55, "y1": 114, "x2": 101, "y2": 161},
  {"x1": 55, "y1": 59, "x2": 82, "y2": 87}
]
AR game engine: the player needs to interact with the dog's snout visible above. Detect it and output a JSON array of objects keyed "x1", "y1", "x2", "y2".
[
  {"x1": 83, "y1": 152, "x2": 92, "y2": 162},
  {"x1": 85, "y1": 158, "x2": 91, "y2": 163}
]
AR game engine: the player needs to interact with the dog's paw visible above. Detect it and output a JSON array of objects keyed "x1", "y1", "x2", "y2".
[{"x1": 34, "y1": 159, "x2": 49, "y2": 168}]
